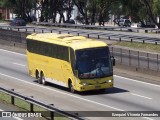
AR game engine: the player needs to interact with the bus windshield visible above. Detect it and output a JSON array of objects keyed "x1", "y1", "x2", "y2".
[{"x1": 76, "y1": 47, "x2": 113, "y2": 79}]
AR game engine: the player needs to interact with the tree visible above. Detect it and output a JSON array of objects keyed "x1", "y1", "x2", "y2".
[
  {"x1": 73, "y1": 0, "x2": 89, "y2": 24},
  {"x1": 5, "y1": 0, "x2": 37, "y2": 22},
  {"x1": 87, "y1": 0, "x2": 99, "y2": 25},
  {"x1": 142, "y1": 0, "x2": 160, "y2": 28},
  {"x1": 64, "y1": 0, "x2": 74, "y2": 22}
]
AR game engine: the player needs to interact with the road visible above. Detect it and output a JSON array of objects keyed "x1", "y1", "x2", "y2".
[{"x1": 0, "y1": 48, "x2": 160, "y2": 120}]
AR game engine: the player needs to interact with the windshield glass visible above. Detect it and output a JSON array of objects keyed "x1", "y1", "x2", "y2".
[{"x1": 76, "y1": 47, "x2": 113, "y2": 79}]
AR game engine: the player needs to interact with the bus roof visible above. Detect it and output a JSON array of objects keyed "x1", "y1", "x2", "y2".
[{"x1": 26, "y1": 33, "x2": 108, "y2": 50}]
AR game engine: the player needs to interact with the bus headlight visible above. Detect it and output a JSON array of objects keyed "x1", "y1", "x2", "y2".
[
  {"x1": 106, "y1": 80, "x2": 112, "y2": 83},
  {"x1": 81, "y1": 83, "x2": 88, "y2": 86}
]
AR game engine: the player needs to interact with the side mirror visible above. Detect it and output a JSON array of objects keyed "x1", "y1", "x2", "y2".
[{"x1": 111, "y1": 56, "x2": 115, "y2": 66}]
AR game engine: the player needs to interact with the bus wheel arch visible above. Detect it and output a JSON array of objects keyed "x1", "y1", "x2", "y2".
[{"x1": 68, "y1": 79, "x2": 76, "y2": 93}]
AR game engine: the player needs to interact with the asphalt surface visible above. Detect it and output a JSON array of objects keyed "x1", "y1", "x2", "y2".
[{"x1": 0, "y1": 48, "x2": 160, "y2": 120}]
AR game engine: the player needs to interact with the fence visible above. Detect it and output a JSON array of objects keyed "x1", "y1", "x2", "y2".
[
  {"x1": 1, "y1": 26, "x2": 160, "y2": 45},
  {"x1": 32, "y1": 21, "x2": 160, "y2": 33},
  {"x1": 110, "y1": 47, "x2": 160, "y2": 72},
  {"x1": 0, "y1": 87, "x2": 84, "y2": 120},
  {"x1": 0, "y1": 29, "x2": 28, "y2": 43}
]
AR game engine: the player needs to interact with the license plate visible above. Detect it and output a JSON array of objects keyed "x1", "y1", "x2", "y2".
[{"x1": 95, "y1": 85, "x2": 101, "y2": 89}]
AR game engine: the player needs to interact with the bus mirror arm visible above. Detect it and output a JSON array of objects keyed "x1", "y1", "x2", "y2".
[{"x1": 111, "y1": 56, "x2": 115, "y2": 66}]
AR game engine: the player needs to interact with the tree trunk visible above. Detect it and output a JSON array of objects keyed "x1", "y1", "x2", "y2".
[{"x1": 91, "y1": 7, "x2": 96, "y2": 25}]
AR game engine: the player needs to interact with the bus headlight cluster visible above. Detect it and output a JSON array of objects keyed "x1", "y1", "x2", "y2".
[
  {"x1": 81, "y1": 82, "x2": 88, "y2": 86},
  {"x1": 106, "y1": 80, "x2": 112, "y2": 83}
]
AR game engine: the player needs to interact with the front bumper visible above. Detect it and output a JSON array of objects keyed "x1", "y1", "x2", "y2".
[{"x1": 76, "y1": 82, "x2": 113, "y2": 92}]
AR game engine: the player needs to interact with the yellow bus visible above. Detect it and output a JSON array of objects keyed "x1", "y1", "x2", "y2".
[{"x1": 26, "y1": 33, "x2": 115, "y2": 93}]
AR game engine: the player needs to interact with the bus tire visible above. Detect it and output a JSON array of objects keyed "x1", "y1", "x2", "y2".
[
  {"x1": 35, "y1": 70, "x2": 41, "y2": 84},
  {"x1": 38, "y1": 72, "x2": 44, "y2": 84},
  {"x1": 41, "y1": 74, "x2": 46, "y2": 85},
  {"x1": 69, "y1": 81, "x2": 75, "y2": 93}
]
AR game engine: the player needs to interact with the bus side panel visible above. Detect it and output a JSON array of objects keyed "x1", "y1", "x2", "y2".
[
  {"x1": 27, "y1": 50, "x2": 36, "y2": 78},
  {"x1": 61, "y1": 61, "x2": 74, "y2": 86},
  {"x1": 27, "y1": 50, "x2": 74, "y2": 87}
]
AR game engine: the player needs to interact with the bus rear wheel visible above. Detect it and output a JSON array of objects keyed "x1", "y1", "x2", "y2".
[
  {"x1": 38, "y1": 72, "x2": 46, "y2": 85},
  {"x1": 42, "y1": 74, "x2": 46, "y2": 85},
  {"x1": 69, "y1": 82, "x2": 75, "y2": 93},
  {"x1": 38, "y1": 76, "x2": 42, "y2": 84}
]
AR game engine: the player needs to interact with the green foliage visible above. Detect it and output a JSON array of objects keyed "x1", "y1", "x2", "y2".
[
  {"x1": 153, "y1": 0, "x2": 160, "y2": 15},
  {"x1": 116, "y1": 41, "x2": 160, "y2": 52},
  {"x1": 1, "y1": 0, "x2": 160, "y2": 26},
  {"x1": 0, "y1": 0, "x2": 11, "y2": 7}
]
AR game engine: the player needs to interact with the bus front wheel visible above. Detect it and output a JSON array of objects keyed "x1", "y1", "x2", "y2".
[
  {"x1": 69, "y1": 81, "x2": 75, "y2": 93},
  {"x1": 42, "y1": 74, "x2": 46, "y2": 85}
]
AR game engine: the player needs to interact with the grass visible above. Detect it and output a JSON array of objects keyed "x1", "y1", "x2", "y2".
[
  {"x1": 115, "y1": 41, "x2": 160, "y2": 52},
  {"x1": 0, "y1": 92, "x2": 11, "y2": 103},
  {"x1": 0, "y1": 91, "x2": 69, "y2": 120}
]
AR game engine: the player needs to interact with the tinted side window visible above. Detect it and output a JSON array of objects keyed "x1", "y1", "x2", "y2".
[{"x1": 27, "y1": 39, "x2": 69, "y2": 61}]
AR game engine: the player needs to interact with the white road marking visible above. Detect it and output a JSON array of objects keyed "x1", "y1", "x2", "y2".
[
  {"x1": 114, "y1": 75, "x2": 160, "y2": 88},
  {"x1": 131, "y1": 93, "x2": 152, "y2": 100},
  {"x1": 0, "y1": 49, "x2": 26, "y2": 56},
  {"x1": 13, "y1": 63, "x2": 26, "y2": 67}
]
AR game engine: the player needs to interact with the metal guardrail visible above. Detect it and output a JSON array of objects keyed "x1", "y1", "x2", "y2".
[
  {"x1": 0, "y1": 87, "x2": 85, "y2": 120},
  {"x1": 0, "y1": 25, "x2": 160, "y2": 45},
  {"x1": 32, "y1": 21, "x2": 160, "y2": 33}
]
